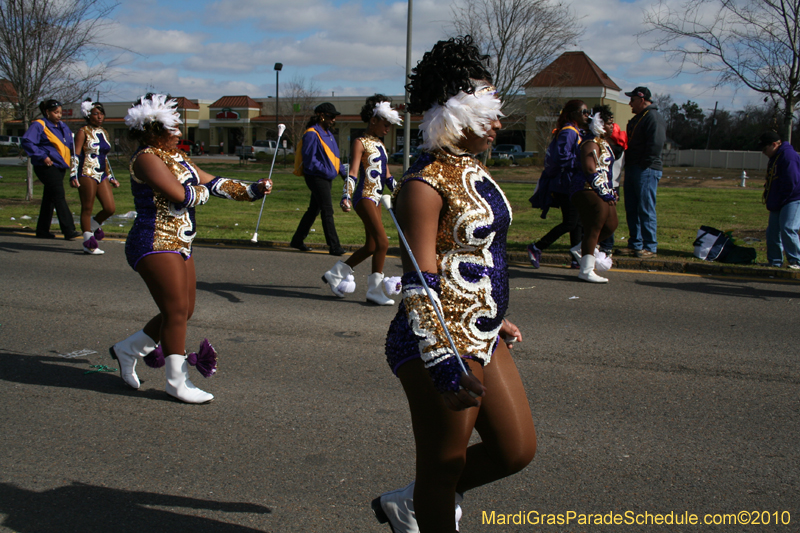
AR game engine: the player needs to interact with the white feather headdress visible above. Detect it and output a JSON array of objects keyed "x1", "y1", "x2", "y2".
[
  {"x1": 80, "y1": 100, "x2": 95, "y2": 118},
  {"x1": 373, "y1": 101, "x2": 402, "y2": 125},
  {"x1": 125, "y1": 94, "x2": 182, "y2": 133},
  {"x1": 588, "y1": 112, "x2": 605, "y2": 138},
  {"x1": 419, "y1": 84, "x2": 504, "y2": 152}
]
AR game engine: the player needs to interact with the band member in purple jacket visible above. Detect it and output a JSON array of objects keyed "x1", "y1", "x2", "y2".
[
  {"x1": 760, "y1": 130, "x2": 800, "y2": 269},
  {"x1": 21, "y1": 99, "x2": 79, "y2": 240},
  {"x1": 290, "y1": 102, "x2": 347, "y2": 256}
]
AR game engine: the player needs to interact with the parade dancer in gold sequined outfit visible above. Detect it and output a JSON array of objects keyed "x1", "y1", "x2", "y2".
[
  {"x1": 72, "y1": 100, "x2": 119, "y2": 255},
  {"x1": 372, "y1": 37, "x2": 536, "y2": 533},
  {"x1": 323, "y1": 95, "x2": 402, "y2": 305},
  {"x1": 109, "y1": 94, "x2": 272, "y2": 404}
]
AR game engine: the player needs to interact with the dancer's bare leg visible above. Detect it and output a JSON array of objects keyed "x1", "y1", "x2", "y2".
[
  {"x1": 137, "y1": 254, "x2": 196, "y2": 354},
  {"x1": 346, "y1": 200, "x2": 389, "y2": 272},
  {"x1": 397, "y1": 343, "x2": 536, "y2": 532}
]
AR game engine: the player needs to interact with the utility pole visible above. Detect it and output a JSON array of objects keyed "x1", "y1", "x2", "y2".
[{"x1": 705, "y1": 101, "x2": 718, "y2": 150}]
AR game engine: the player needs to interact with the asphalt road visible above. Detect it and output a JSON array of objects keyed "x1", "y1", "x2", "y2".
[{"x1": 1, "y1": 232, "x2": 798, "y2": 532}]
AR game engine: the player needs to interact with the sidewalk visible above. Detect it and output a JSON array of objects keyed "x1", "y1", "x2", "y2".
[{"x1": 3, "y1": 228, "x2": 798, "y2": 281}]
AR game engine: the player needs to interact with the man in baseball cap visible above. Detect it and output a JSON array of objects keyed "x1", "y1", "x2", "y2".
[
  {"x1": 618, "y1": 86, "x2": 666, "y2": 259},
  {"x1": 759, "y1": 130, "x2": 800, "y2": 269}
]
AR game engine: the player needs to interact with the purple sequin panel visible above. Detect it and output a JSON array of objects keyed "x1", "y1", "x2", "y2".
[
  {"x1": 385, "y1": 271, "x2": 462, "y2": 393},
  {"x1": 456, "y1": 176, "x2": 510, "y2": 334}
]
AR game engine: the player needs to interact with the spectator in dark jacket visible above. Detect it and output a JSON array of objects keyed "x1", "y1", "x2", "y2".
[
  {"x1": 619, "y1": 86, "x2": 666, "y2": 258},
  {"x1": 760, "y1": 130, "x2": 800, "y2": 269}
]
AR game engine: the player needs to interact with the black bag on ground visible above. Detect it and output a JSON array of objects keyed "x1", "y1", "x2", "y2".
[{"x1": 693, "y1": 226, "x2": 756, "y2": 264}]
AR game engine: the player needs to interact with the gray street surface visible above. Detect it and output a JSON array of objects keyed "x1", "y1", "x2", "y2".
[{"x1": 1, "y1": 232, "x2": 798, "y2": 532}]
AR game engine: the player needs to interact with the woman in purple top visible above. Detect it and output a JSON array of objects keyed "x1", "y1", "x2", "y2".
[
  {"x1": 20, "y1": 99, "x2": 79, "y2": 240},
  {"x1": 290, "y1": 102, "x2": 347, "y2": 255},
  {"x1": 72, "y1": 99, "x2": 120, "y2": 255},
  {"x1": 322, "y1": 95, "x2": 402, "y2": 305},
  {"x1": 526, "y1": 100, "x2": 589, "y2": 268},
  {"x1": 372, "y1": 36, "x2": 536, "y2": 533}
]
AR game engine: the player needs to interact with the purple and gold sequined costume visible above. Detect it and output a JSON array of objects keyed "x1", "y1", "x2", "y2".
[
  {"x1": 125, "y1": 146, "x2": 262, "y2": 270},
  {"x1": 76, "y1": 124, "x2": 112, "y2": 183},
  {"x1": 569, "y1": 136, "x2": 616, "y2": 201},
  {"x1": 343, "y1": 135, "x2": 395, "y2": 205},
  {"x1": 385, "y1": 150, "x2": 512, "y2": 393}
]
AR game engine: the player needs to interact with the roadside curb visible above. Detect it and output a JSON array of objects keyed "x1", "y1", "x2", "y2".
[{"x1": 3, "y1": 228, "x2": 798, "y2": 281}]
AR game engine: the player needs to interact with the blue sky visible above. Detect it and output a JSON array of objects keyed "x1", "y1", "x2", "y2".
[{"x1": 95, "y1": 0, "x2": 763, "y2": 115}]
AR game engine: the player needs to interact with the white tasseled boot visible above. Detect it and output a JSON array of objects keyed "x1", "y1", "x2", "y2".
[
  {"x1": 366, "y1": 272, "x2": 395, "y2": 305},
  {"x1": 91, "y1": 216, "x2": 105, "y2": 240},
  {"x1": 372, "y1": 482, "x2": 418, "y2": 533},
  {"x1": 109, "y1": 330, "x2": 157, "y2": 389},
  {"x1": 165, "y1": 354, "x2": 214, "y2": 404},
  {"x1": 82, "y1": 231, "x2": 104, "y2": 254},
  {"x1": 578, "y1": 254, "x2": 608, "y2": 283},
  {"x1": 570, "y1": 243, "x2": 583, "y2": 262},
  {"x1": 322, "y1": 260, "x2": 356, "y2": 297}
]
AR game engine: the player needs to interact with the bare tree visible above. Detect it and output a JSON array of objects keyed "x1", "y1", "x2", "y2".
[
  {"x1": 0, "y1": 0, "x2": 117, "y2": 199},
  {"x1": 642, "y1": 0, "x2": 800, "y2": 142},
  {"x1": 450, "y1": 0, "x2": 584, "y2": 103},
  {"x1": 280, "y1": 75, "x2": 320, "y2": 153}
]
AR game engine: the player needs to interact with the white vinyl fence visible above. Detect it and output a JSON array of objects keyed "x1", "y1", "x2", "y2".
[{"x1": 663, "y1": 149, "x2": 768, "y2": 170}]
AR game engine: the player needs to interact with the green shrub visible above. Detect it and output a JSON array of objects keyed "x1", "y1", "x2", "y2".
[
  {"x1": 255, "y1": 151, "x2": 269, "y2": 161},
  {"x1": 486, "y1": 158, "x2": 495, "y2": 166},
  {"x1": 516, "y1": 157, "x2": 533, "y2": 167},
  {"x1": 493, "y1": 158, "x2": 512, "y2": 167}
]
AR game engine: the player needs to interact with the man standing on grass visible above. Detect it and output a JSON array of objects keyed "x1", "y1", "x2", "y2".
[
  {"x1": 760, "y1": 130, "x2": 800, "y2": 269},
  {"x1": 619, "y1": 86, "x2": 666, "y2": 258}
]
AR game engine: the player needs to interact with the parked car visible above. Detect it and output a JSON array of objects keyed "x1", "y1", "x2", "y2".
[
  {"x1": 491, "y1": 144, "x2": 536, "y2": 164},
  {"x1": 0, "y1": 135, "x2": 21, "y2": 147},
  {"x1": 176, "y1": 139, "x2": 200, "y2": 155},
  {"x1": 236, "y1": 140, "x2": 295, "y2": 160},
  {"x1": 390, "y1": 146, "x2": 421, "y2": 164}
]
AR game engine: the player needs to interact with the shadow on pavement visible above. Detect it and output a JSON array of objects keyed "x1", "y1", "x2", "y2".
[
  {"x1": 634, "y1": 279, "x2": 799, "y2": 299},
  {"x1": 0, "y1": 350, "x2": 165, "y2": 401},
  {"x1": 196, "y1": 280, "x2": 365, "y2": 304},
  {"x1": 0, "y1": 482, "x2": 271, "y2": 532},
  {"x1": 0, "y1": 238, "x2": 82, "y2": 255}
]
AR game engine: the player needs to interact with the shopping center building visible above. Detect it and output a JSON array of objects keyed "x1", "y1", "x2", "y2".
[{"x1": 1, "y1": 51, "x2": 633, "y2": 160}]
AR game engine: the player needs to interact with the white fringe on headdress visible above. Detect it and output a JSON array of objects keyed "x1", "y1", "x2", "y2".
[
  {"x1": 588, "y1": 112, "x2": 605, "y2": 138},
  {"x1": 81, "y1": 100, "x2": 95, "y2": 118},
  {"x1": 419, "y1": 85, "x2": 503, "y2": 152},
  {"x1": 373, "y1": 101, "x2": 402, "y2": 125},
  {"x1": 124, "y1": 94, "x2": 182, "y2": 133}
]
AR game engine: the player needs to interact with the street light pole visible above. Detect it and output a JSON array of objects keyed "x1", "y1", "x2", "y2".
[
  {"x1": 403, "y1": 0, "x2": 413, "y2": 172},
  {"x1": 274, "y1": 63, "x2": 283, "y2": 143}
]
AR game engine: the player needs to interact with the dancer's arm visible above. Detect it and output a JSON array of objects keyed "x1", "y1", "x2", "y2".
[
  {"x1": 580, "y1": 141, "x2": 616, "y2": 204},
  {"x1": 70, "y1": 128, "x2": 86, "y2": 187},
  {"x1": 499, "y1": 319, "x2": 522, "y2": 349},
  {"x1": 395, "y1": 179, "x2": 485, "y2": 409},
  {"x1": 195, "y1": 166, "x2": 271, "y2": 199},
  {"x1": 342, "y1": 138, "x2": 364, "y2": 211}
]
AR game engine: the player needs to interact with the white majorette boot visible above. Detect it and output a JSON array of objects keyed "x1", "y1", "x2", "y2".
[
  {"x1": 322, "y1": 260, "x2": 356, "y2": 297},
  {"x1": 91, "y1": 216, "x2": 105, "y2": 241},
  {"x1": 109, "y1": 330, "x2": 157, "y2": 389},
  {"x1": 165, "y1": 354, "x2": 214, "y2": 404},
  {"x1": 372, "y1": 481, "x2": 418, "y2": 533},
  {"x1": 570, "y1": 243, "x2": 582, "y2": 262},
  {"x1": 578, "y1": 254, "x2": 608, "y2": 283},
  {"x1": 366, "y1": 272, "x2": 395, "y2": 305},
  {"x1": 371, "y1": 481, "x2": 464, "y2": 533},
  {"x1": 82, "y1": 231, "x2": 103, "y2": 255}
]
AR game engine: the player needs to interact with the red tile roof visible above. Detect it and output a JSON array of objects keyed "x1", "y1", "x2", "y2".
[
  {"x1": 174, "y1": 96, "x2": 199, "y2": 110},
  {"x1": 525, "y1": 51, "x2": 621, "y2": 91},
  {"x1": 209, "y1": 96, "x2": 261, "y2": 109}
]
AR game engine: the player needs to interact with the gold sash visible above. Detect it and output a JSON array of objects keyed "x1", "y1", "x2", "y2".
[{"x1": 35, "y1": 119, "x2": 71, "y2": 165}]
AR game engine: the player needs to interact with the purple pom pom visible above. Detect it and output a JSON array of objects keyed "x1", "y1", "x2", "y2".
[
  {"x1": 94, "y1": 227, "x2": 105, "y2": 241},
  {"x1": 187, "y1": 339, "x2": 217, "y2": 378},
  {"x1": 143, "y1": 345, "x2": 165, "y2": 368}
]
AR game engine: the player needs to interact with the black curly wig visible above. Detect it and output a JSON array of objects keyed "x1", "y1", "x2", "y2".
[
  {"x1": 360, "y1": 94, "x2": 392, "y2": 123},
  {"x1": 592, "y1": 104, "x2": 614, "y2": 124},
  {"x1": 127, "y1": 93, "x2": 175, "y2": 145},
  {"x1": 405, "y1": 36, "x2": 493, "y2": 115}
]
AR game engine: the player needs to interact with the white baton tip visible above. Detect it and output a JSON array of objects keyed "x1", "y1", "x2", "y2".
[
  {"x1": 380, "y1": 194, "x2": 393, "y2": 210},
  {"x1": 277, "y1": 124, "x2": 286, "y2": 136}
]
